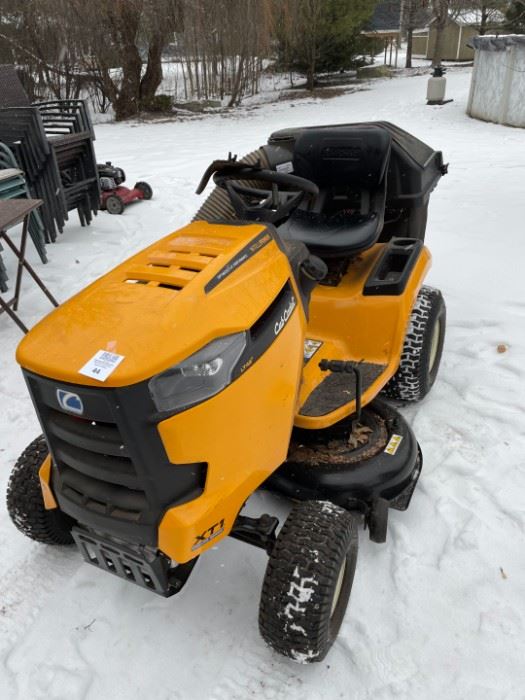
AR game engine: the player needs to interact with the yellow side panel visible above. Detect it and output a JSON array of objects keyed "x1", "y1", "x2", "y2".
[
  {"x1": 297, "y1": 243, "x2": 431, "y2": 428},
  {"x1": 38, "y1": 455, "x2": 58, "y2": 510},
  {"x1": 157, "y1": 307, "x2": 305, "y2": 563}
]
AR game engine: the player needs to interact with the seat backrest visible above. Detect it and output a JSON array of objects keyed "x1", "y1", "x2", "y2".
[{"x1": 292, "y1": 126, "x2": 392, "y2": 190}]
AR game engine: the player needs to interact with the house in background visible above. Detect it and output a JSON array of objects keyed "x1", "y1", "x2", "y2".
[
  {"x1": 412, "y1": 9, "x2": 506, "y2": 62},
  {"x1": 362, "y1": 0, "x2": 403, "y2": 67},
  {"x1": 362, "y1": 0, "x2": 430, "y2": 67}
]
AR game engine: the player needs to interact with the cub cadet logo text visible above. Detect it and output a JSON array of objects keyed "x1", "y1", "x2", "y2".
[
  {"x1": 274, "y1": 296, "x2": 296, "y2": 336},
  {"x1": 192, "y1": 518, "x2": 225, "y2": 551},
  {"x1": 56, "y1": 389, "x2": 84, "y2": 415}
]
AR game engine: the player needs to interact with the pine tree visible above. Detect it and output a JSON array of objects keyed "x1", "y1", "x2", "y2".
[{"x1": 506, "y1": 0, "x2": 525, "y2": 32}]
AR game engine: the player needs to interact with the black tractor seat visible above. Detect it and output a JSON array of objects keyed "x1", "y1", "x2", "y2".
[
  {"x1": 277, "y1": 125, "x2": 392, "y2": 258},
  {"x1": 277, "y1": 208, "x2": 380, "y2": 258}
]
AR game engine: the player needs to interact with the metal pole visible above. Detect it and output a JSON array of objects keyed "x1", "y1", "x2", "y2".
[{"x1": 13, "y1": 211, "x2": 29, "y2": 311}]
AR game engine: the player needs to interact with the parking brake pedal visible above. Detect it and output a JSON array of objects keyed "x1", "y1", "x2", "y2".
[{"x1": 319, "y1": 359, "x2": 363, "y2": 425}]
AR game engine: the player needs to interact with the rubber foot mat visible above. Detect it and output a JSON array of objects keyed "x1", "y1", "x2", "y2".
[{"x1": 299, "y1": 362, "x2": 386, "y2": 417}]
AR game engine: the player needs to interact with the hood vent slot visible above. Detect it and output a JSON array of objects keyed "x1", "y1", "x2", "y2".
[{"x1": 123, "y1": 229, "x2": 238, "y2": 292}]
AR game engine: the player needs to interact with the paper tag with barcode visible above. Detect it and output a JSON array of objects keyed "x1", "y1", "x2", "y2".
[{"x1": 79, "y1": 350, "x2": 125, "y2": 382}]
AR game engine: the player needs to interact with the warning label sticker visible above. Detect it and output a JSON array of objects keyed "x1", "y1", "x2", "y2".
[
  {"x1": 79, "y1": 350, "x2": 125, "y2": 382},
  {"x1": 384, "y1": 434, "x2": 403, "y2": 455},
  {"x1": 276, "y1": 161, "x2": 294, "y2": 174}
]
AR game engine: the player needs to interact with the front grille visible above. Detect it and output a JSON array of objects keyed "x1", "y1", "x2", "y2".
[
  {"x1": 47, "y1": 410, "x2": 148, "y2": 522},
  {"x1": 24, "y1": 371, "x2": 207, "y2": 546}
]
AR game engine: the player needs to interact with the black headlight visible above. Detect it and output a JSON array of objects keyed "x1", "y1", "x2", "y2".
[{"x1": 148, "y1": 332, "x2": 247, "y2": 414}]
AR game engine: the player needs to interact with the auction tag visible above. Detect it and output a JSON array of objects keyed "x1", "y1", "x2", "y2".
[
  {"x1": 79, "y1": 350, "x2": 125, "y2": 382},
  {"x1": 384, "y1": 434, "x2": 403, "y2": 455},
  {"x1": 276, "y1": 161, "x2": 294, "y2": 174}
]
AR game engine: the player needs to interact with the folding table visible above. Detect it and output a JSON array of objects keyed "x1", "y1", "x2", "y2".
[{"x1": 0, "y1": 199, "x2": 58, "y2": 333}]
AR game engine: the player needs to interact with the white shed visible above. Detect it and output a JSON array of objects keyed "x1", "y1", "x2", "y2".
[{"x1": 467, "y1": 35, "x2": 525, "y2": 128}]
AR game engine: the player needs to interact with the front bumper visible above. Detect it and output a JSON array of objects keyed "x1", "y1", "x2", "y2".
[
  {"x1": 72, "y1": 526, "x2": 197, "y2": 596},
  {"x1": 24, "y1": 370, "x2": 206, "y2": 547}
]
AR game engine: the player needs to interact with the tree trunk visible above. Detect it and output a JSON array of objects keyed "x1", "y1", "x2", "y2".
[
  {"x1": 432, "y1": 24, "x2": 445, "y2": 66},
  {"x1": 140, "y1": 37, "x2": 164, "y2": 104},
  {"x1": 479, "y1": 4, "x2": 488, "y2": 35},
  {"x1": 107, "y1": 2, "x2": 143, "y2": 121},
  {"x1": 406, "y1": 27, "x2": 413, "y2": 68},
  {"x1": 113, "y1": 50, "x2": 142, "y2": 120},
  {"x1": 306, "y1": 65, "x2": 315, "y2": 91},
  {"x1": 399, "y1": 0, "x2": 409, "y2": 41},
  {"x1": 228, "y1": 54, "x2": 245, "y2": 107},
  {"x1": 431, "y1": 0, "x2": 449, "y2": 67}
]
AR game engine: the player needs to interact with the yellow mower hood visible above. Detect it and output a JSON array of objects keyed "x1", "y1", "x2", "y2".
[{"x1": 17, "y1": 221, "x2": 290, "y2": 387}]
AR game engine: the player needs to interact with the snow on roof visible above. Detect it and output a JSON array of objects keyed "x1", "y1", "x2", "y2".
[
  {"x1": 427, "y1": 8, "x2": 506, "y2": 28},
  {"x1": 452, "y1": 9, "x2": 506, "y2": 26}
]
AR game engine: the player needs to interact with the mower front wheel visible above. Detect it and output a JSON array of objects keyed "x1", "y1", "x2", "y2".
[
  {"x1": 6, "y1": 436, "x2": 75, "y2": 545},
  {"x1": 105, "y1": 194, "x2": 125, "y2": 215},
  {"x1": 259, "y1": 500, "x2": 358, "y2": 664},
  {"x1": 135, "y1": 181, "x2": 153, "y2": 200}
]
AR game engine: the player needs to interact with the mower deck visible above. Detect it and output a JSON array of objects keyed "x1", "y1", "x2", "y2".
[{"x1": 264, "y1": 399, "x2": 422, "y2": 537}]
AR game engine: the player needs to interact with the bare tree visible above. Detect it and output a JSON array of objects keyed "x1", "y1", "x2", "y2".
[
  {"x1": 430, "y1": 0, "x2": 451, "y2": 66},
  {"x1": 0, "y1": 0, "x2": 88, "y2": 100},
  {"x1": 175, "y1": 0, "x2": 273, "y2": 107},
  {"x1": 0, "y1": 0, "x2": 376, "y2": 116},
  {"x1": 453, "y1": 1, "x2": 508, "y2": 34},
  {"x1": 69, "y1": 0, "x2": 182, "y2": 119},
  {"x1": 401, "y1": 0, "x2": 429, "y2": 68}
]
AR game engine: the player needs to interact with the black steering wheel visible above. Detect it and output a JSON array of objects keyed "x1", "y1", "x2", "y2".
[{"x1": 196, "y1": 159, "x2": 319, "y2": 224}]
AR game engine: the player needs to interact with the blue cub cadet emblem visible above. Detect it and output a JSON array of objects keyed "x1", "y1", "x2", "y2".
[{"x1": 56, "y1": 389, "x2": 84, "y2": 415}]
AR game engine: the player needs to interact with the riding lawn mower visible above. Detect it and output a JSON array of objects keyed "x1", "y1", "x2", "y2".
[{"x1": 6, "y1": 122, "x2": 447, "y2": 663}]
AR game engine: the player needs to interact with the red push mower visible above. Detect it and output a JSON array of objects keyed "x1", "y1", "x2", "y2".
[{"x1": 98, "y1": 162, "x2": 153, "y2": 215}]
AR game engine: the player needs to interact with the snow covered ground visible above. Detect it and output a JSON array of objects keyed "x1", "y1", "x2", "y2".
[{"x1": 1, "y1": 68, "x2": 525, "y2": 699}]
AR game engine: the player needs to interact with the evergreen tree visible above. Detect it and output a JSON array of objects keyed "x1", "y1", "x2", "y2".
[
  {"x1": 506, "y1": 0, "x2": 525, "y2": 32},
  {"x1": 276, "y1": 0, "x2": 377, "y2": 90}
]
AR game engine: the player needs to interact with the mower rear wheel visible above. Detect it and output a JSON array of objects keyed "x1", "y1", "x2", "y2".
[
  {"x1": 135, "y1": 181, "x2": 153, "y2": 200},
  {"x1": 383, "y1": 285, "x2": 446, "y2": 402},
  {"x1": 105, "y1": 194, "x2": 124, "y2": 215},
  {"x1": 6, "y1": 436, "x2": 75, "y2": 545},
  {"x1": 259, "y1": 500, "x2": 358, "y2": 664}
]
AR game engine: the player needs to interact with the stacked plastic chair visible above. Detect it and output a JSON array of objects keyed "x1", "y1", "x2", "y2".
[
  {"x1": 0, "y1": 142, "x2": 47, "y2": 262},
  {"x1": 0, "y1": 65, "x2": 100, "y2": 242}
]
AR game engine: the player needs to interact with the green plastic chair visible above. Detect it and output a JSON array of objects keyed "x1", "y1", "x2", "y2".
[{"x1": 0, "y1": 142, "x2": 47, "y2": 263}]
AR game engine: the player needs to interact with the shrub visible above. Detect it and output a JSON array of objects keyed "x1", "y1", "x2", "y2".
[{"x1": 140, "y1": 94, "x2": 173, "y2": 113}]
